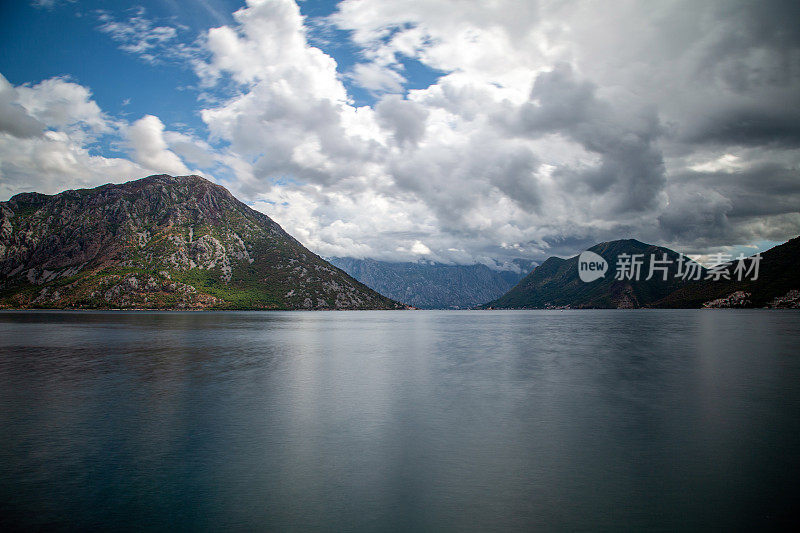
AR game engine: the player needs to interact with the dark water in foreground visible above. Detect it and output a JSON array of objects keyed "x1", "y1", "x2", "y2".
[{"x1": 1, "y1": 310, "x2": 799, "y2": 531}]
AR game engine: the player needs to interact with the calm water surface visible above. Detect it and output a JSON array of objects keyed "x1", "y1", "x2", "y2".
[{"x1": 1, "y1": 310, "x2": 799, "y2": 531}]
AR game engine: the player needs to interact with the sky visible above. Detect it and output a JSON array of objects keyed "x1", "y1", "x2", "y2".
[{"x1": 1, "y1": 0, "x2": 799, "y2": 267}]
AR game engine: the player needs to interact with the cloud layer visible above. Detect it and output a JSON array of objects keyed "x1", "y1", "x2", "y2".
[{"x1": 2, "y1": 0, "x2": 799, "y2": 262}]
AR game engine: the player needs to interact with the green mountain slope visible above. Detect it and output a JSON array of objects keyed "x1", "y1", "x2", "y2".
[
  {"x1": 485, "y1": 239, "x2": 694, "y2": 309},
  {"x1": 655, "y1": 236, "x2": 800, "y2": 308},
  {"x1": 485, "y1": 238, "x2": 799, "y2": 309},
  {"x1": 0, "y1": 174, "x2": 403, "y2": 310}
]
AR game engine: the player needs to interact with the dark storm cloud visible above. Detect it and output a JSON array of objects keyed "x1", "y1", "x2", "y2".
[
  {"x1": 659, "y1": 161, "x2": 800, "y2": 245},
  {"x1": 672, "y1": 0, "x2": 800, "y2": 148},
  {"x1": 702, "y1": 0, "x2": 800, "y2": 66},
  {"x1": 682, "y1": 109, "x2": 800, "y2": 147},
  {"x1": 658, "y1": 190, "x2": 733, "y2": 243},
  {"x1": 504, "y1": 64, "x2": 666, "y2": 213},
  {"x1": 671, "y1": 164, "x2": 800, "y2": 218}
]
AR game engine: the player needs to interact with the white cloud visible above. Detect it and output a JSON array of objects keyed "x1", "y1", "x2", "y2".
[
  {"x1": 330, "y1": 0, "x2": 546, "y2": 97},
  {"x1": 96, "y1": 8, "x2": 198, "y2": 65},
  {"x1": 15, "y1": 76, "x2": 110, "y2": 135},
  {"x1": 688, "y1": 154, "x2": 744, "y2": 174},
  {"x1": 0, "y1": 74, "x2": 44, "y2": 138},
  {"x1": 127, "y1": 115, "x2": 189, "y2": 176},
  {"x1": 163, "y1": 130, "x2": 218, "y2": 168},
  {"x1": 30, "y1": 0, "x2": 75, "y2": 9},
  {"x1": 178, "y1": 0, "x2": 800, "y2": 262},
  {"x1": 0, "y1": 128, "x2": 143, "y2": 199},
  {"x1": 350, "y1": 62, "x2": 405, "y2": 93},
  {"x1": 0, "y1": 74, "x2": 144, "y2": 199},
  {"x1": 200, "y1": 0, "x2": 346, "y2": 102},
  {"x1": 410, "y1": 240, "x2": 431, "y2": 255},
  {"x1": 6, "y1": 0, "x2": 800, "y2": 264}
]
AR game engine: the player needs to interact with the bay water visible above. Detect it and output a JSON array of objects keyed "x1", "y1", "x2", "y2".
[{"x1": 1, "y1": 310, "x2": 798, "y2": 531}]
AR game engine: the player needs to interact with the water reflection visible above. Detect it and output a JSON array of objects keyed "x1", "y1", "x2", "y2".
[{"x1": 1, "y1": 310, "x2": 799, "y2": 530}]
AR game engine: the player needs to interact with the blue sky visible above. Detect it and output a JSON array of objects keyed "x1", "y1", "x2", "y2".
[
  {"x1": 1, "y1": 0, "x2": 798, "y2": 263},
  {"x1": 0, "y1": 1, "x2": 442, "y2": 140},
  {"x1": 2, "y1": 2, "x2": 224, "y2": 131}
]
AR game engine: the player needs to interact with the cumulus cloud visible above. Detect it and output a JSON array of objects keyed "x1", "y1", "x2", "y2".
[
  {"x1": 163, "y1": 130, "x2": 218, "y2": 168},
  {"x1": 127, "y1": 115, "x2": 189, "y2": 176},
  {"x1": 0, "y1": 74, "x2": 144, "y2": 199},
  {"x1": 0, "y1": 74, "x2": 44, "y2": 138},
  {"x1": 5, "y1": 0, "x2": 800, "y2": 264},
  {"x1": 504, "y1": 63, "x2": 666, "y2": 213},
  {"x1": 375, "y1": 95, "x2": 428, "y2": 146},
  {"x1": 350, "y1": 62, "x2": 405, "y2": 94},
  {"x1": 179, "y1": 0, "x2": 800, "y2": 261},
  {"x1": 15, "y1": 76, "x2": 110, "y2": 135}
]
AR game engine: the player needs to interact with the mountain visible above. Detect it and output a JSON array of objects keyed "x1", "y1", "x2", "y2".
[
  {"x1": 485, "y1": 240, "x2": 694, "y2": 309},
  {"x1": 656, "y1": 236, "x2": 800, "y2": 308},
  {"x1": 0, "y1": 175, "x2": 402, "y2": 310},
  {"x1": 327, "y1": 257, "x2": 536, "y2": 309},
  {"x1": 485, "y1": 238, "x2": 800, "y2": 309}
]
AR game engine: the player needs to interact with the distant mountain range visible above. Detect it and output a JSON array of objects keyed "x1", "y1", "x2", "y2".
[
  {"x1": 327, "y1": 257, "x2": 536, "y2": 309},
  {"x1": 0, "y1": 175, "x2": 402, "y2": 310},
  {"x1": 484, "y1": 238, "x2": 799, "y2": 309}
]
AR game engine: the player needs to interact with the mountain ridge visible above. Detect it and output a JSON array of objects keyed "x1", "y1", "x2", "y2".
[{"x1": 653, "y1": 236, "x2": 800, "y2": 308}]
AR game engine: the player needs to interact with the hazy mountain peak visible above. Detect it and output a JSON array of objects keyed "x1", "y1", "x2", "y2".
[{"x1": 327, "y1": 257, "x2": 536, "y2": 309}]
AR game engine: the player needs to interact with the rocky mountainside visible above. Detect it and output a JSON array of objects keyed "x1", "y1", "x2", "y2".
[
  {"x1": 484, "y1": 238, "x2": 799, "y2": 309},
  {"x1": 327, "y1": 257, "x2": 536, "y2": 309},
  {"x1": 0, "y1": 175, "x2": 402, "y2": 310}
]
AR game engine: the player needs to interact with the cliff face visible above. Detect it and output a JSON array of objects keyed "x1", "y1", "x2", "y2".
[{"x1": 0, "y1": 174, "x2": 402, "y2": 310}]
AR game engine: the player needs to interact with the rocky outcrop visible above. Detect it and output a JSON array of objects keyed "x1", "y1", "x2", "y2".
[
  {"x1": 0, "y1": 174, "x2": 402, "y2": 310},
  {"x1": 766, "y1": 290, "x2": 800, "y2": 309},
  {"x1": 702, "y1": 291, "x2": 752, "y2": 308}
]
